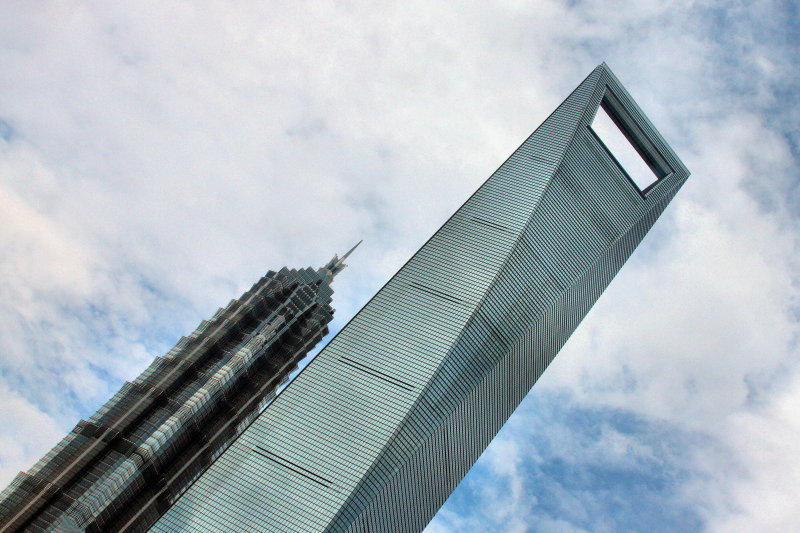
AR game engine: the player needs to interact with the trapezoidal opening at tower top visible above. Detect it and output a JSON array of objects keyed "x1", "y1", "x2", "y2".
[{"x1": 589, "y1": 89, "x2": 673, "y2": 195}]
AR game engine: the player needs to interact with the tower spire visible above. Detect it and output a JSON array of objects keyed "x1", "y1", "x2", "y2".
[{"x1": 322, "y1": 240, "x2": 362, "y2": 277}]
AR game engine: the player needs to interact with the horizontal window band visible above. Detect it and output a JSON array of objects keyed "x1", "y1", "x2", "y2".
[
  {"x1": 471, "y1": 216, "x2": 514, "y2": 233},
  {"x1": 339, "y1": 357, "x2": 415, "y2": 392},
  {"x1": 253, "y1": 446, "x2": 332, "y2": 488},
  {"x1": 408, "y1": 282, "x2": 465, "y2": 305}
]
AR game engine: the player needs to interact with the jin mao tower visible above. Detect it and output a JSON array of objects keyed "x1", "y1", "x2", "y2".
[{"x1": 0, "y1": 250, "x2": 357, "y2": 532}]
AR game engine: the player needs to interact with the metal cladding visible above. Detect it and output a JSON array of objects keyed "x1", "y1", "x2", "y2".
[
  {"x1": 0, "y1": 260, "x2": 346, "y2": 532},
  {"x1": 150, "y1": 64, "x2": 690, "y2": 532}
]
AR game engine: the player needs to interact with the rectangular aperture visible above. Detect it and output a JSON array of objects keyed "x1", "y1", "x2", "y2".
[{"x1": 589, "y1": 90, "x2": 672, "y2": 194}]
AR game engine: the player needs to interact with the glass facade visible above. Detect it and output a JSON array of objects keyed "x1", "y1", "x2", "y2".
[
  {"x1": 150, "y1": 64, "x2": 690, "y2": 532},
  {"x1": 0, "y1": 253, "x2": 353, "y2": 532}
]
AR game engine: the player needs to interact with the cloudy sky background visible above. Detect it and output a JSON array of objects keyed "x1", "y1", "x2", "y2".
[{"x1": 1, "y1": 1, "x2": 798, "y2": 531}]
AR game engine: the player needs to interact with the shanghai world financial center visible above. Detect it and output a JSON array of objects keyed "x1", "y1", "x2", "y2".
[{"x1": 1, "y1": 64, "x2": 689, "y2": 532}]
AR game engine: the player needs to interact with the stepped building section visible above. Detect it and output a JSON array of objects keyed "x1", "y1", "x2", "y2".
[{"x1": 0, "y1": 250, "x2": 356, "y2": 532}]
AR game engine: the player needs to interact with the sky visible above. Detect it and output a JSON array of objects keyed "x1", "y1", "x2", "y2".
[{"x1": 0, "y1": 1, "x2": 798, "y2": 531}]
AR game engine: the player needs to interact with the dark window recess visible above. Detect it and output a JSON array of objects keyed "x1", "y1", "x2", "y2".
[
  {"x1": 409, "y1": 282, "x2": 464, "y2": 305},
  {"x1": 589, "y1": 91, "x2": 672, "y2": 194},
  {"x1": 472, "y1": 217, "x2": 512, "y2": 233},
  {"x1": 253, "y1": 446, "x2": 332, "y2": 488},
  {"x1": 339, "y1": 357, "x2": 415, "y2": 392}
]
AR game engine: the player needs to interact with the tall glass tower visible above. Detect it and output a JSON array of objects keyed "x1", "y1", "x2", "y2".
[
  {"x1": 0, "y1": 251, "x2": 356, "y2": 532},
  {"x1": 150, "y1": 64, "x2": 690, "y2": 532}
]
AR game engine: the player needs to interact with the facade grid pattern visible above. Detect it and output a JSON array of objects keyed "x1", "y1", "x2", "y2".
[{"x1": 152, "y1": 63, "x2": 689, "y2": 533}]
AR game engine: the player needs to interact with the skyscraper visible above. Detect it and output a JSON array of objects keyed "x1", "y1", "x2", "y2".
[
  {"x1": 0, "y1": 251, "x2": 357, "y2": 532},
  {"x1": 150, "y1": 63, "x2": 690, "y2": 532}
]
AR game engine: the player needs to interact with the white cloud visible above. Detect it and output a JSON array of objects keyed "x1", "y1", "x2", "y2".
[
  {"x1": 684, "y1": 372, "x2": 800, "y2": 532},
  {"x1": 0, "y1": 383, "x2": 65, "y2": 488},
  {"x1": 0, "y1": 1, "x2": 799, "y2": 531}
]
